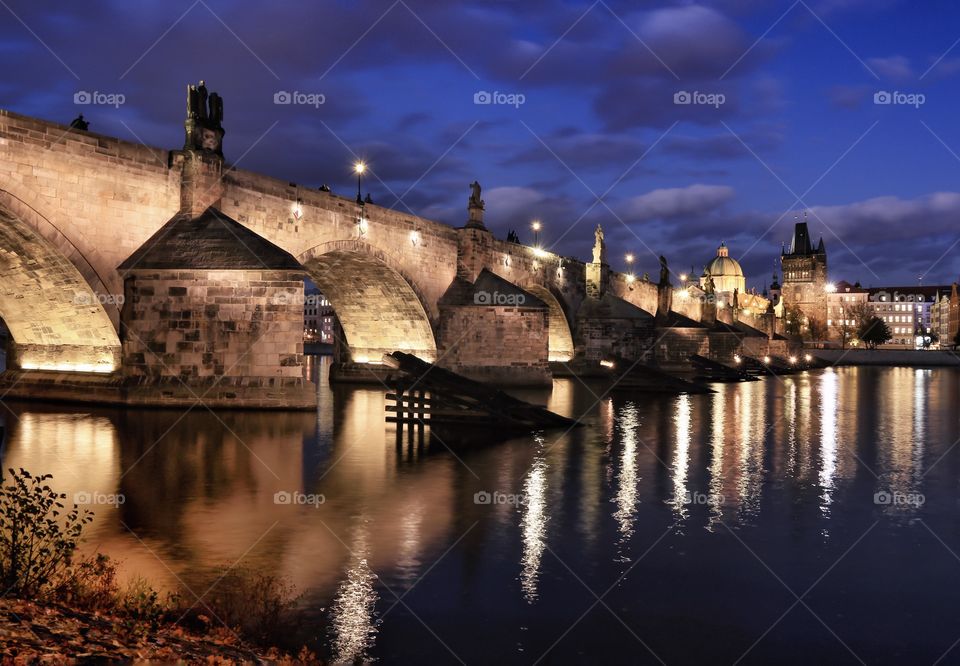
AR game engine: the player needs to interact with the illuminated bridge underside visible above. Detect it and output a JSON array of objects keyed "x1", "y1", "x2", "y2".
[
  {"x1": 524, "y1": 285, "x2": 574, "y2": 362},
  {"x1": 303, "y1": 250, "x2": 437, "y2": 363},
  {"x1": 0, "y1": 205, "x2": 120, "y2": 372}
]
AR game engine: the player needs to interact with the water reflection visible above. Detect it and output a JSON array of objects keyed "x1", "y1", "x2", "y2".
[
  {"x1": 612, "y1": 402, "x2": 639, "y2": 554},
  {"x1": 1, "y1": 364, "x2": 959, "y2": 662},
  {"x1": 519, "y1": 437, "x2": 548, "y2": 603},
  {"x1": 671, "y1": 394, "x2": 692, "y2": 523},
  {"x1": 819, "y1": 370, "x2": 838, "y2": 515},
  {"x1": 328, "y1": 535, "x2": 379, "y2": 663}
]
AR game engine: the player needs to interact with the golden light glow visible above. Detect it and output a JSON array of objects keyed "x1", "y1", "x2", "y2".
[
  {"x1": 625, "y1": 253, "x2": 634, "y2": 264},
  {"x1": 680, "y1": 273, "x2": 688, "y2": 281},
  {"x1": 763, "y1": 356, "x2": 771, "y2": 364},
  {"x1": 789, "y1": 355, "x2": 798, "y2": 364},
  {"x1": 353, "y1": 161, "x2": 366, "y2": 174},
  {"x1": 409, "y1": 230, "x2": 419, "y2": 245},
  {"x1": 21, "y1": 361, "x2": 116, "y2": 374},
  {"x1": 626, "y1": 274, "x2": 635, "y2": 284},
  {"x1": 805, "y1": 354, "x2": 813, "y2": 362},
  {"x1": 826, "y1": 282, "x2": 837, "y2": 293},
  {"x1": 599, "y1": 359, "x2": 615, "y2": 369},
  {"x1": 531, "y1": 220, "x2": 542, "y2": 232},
  {"x1": 533, "y1": 247, "x2": 547, "y2": 258},
  {"x1": 733, "y1": 354, "x2": 741, "y2": 364}
]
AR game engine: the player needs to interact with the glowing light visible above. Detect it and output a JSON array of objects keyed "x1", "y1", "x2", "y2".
[
  {"x1": 292, "y1": 200, "x2": 303, "y2": 220},
  {"x1": 717, "y1": 301, "x2": 725, "y2": 308},
  {"x1": 21, "y1": 362, "x2": 115, "y2": 374},
  {"x1": 353, "y1": 161, "x2": 366, "y2": 174},
  {"x1": 679, "y1": 289, "x2": 689, "y2": 299},
  {"x1": 826, "y1": 282, "x2": 837, "y2": 293},
  {"x1": 763, "y1": 356, "x2": 771, "y2": 364},
  {"x1": 789, "y1": 356, "x2": 798, "y2": 364},
  {"x1": 533, "y1": 247, "x2": 547, "y2": 258},
  {"x1": 626, "y1": 273, "x2": 635, "y2": 284},
  {"x1": 733, "y1": 355, "x2": 741, "y2": 364},
  {"x1": 680, "y1": 273, "x2": 688, "y2": 281},
  {"x1": 409, "y1": 230, "x2": 420, "y2": 246},
  {"x1": 531, "y1": 220, "x2": 542, "y2": 232},
  {"x1": 805, "y1": 353, "x2": 813, "y2": 362},
  {"x1": 520, "y1": 457, "x2": 548, "y2": 602},
  {"x1": 625, "y1": 253, "x2": 634, "y2": 264},
  {"x1": 599, "y1": 359, "x2": 615, "y2": 369}
]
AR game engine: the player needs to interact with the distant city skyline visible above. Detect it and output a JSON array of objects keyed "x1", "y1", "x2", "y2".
[{"x1": 4, "y1": 0, "x2": 960, "y2": 286}]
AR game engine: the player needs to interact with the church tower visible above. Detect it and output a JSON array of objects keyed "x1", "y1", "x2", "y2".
[{"x1": 780, "y1": 214, "x2": 827, "y2": 324}]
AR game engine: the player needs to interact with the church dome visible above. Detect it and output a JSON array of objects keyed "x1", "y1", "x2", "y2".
[{"x1": 705, "y1": 242, "x2": 743, "y2": 278}]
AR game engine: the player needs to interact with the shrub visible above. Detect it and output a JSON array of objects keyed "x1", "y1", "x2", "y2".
[
  {"x1": 50, "y1": 552, "x2": 118, "y2": 610},
  {"x1": 181, "y1": 566, "x2": 300, "y2": 646},
  {"x1": 0, "y1": 468, "x2": 92, "y2": 597}
]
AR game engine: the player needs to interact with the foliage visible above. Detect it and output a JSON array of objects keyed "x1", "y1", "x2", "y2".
[
  {"x1": 783, "y1": 303, "x2": 805, "y2": 336},
  {"x1": 183, "y1": 566, "x2": 301, "y2": 646},
  {"x1": 50, "y1": 553, "x2": 118, "y2": 610},
  {"x1": 859, "y1": 316, "x2": 892, "y2": 349},
  {"x1": 847, "y1": 302, "x2": 874, "y2": 329},
  {"x1": 806, "y1": 317, "x2": 829, "y2": 342},
  {"x1": 0, "y1": 468, "x2": 92, "y2": 597}
]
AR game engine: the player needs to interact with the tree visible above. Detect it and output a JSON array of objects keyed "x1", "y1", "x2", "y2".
[
  {"x1": 783, "y1": 303, "x2": 804, "y2": 337},
  {"x1": 807, "y1": 317, "x2": 829, "y2": 345},
  {"x1": 859, "y1": 316, "x2": 892, "y2": 349}
]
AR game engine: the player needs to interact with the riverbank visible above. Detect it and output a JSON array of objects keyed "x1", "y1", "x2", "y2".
[
  {"x1": 812, "y1": 348, "x2": 960, "y2": 367},
  {"x1": 0, "y1": 597, "x2": 316, "y2": 664}
]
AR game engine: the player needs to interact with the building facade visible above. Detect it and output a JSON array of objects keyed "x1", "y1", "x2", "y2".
[
  {"x1": 825, "y1": 280, "x2": 868, "y2": 345},
  {"x1": 304, "y1": 290, "x2": 336, "y2": 343},
  {"x1": 781, "y1": 219, "x2": 828, "y2": 325}
]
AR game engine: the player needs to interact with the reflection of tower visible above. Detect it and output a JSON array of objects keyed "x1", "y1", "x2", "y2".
[{"x1": 781, "y1": 215, "x2": 827, "y2": 323}]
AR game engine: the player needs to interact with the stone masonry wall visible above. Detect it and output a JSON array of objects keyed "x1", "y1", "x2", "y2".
[
  {"x1": 576, "y1": 317, "x2": 656, "y2": 363},
  {"x1": 437, "y1": 304, "x2": 550, "y2": 385},
  {"x1": 121, "y1": 269, "x2": 306, "y2": 384},
  {"x1": 655, "y1": 329, "x2": 709, "y2": 368}
]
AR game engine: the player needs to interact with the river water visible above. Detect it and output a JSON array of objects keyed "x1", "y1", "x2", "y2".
[{"x1": 3, "y1": 359, "x2": 960, "y2": 664}]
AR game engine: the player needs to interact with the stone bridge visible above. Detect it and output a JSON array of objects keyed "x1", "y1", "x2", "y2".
[{"x1": 0, "y1": 104, "x2": 782, "y2": 408}]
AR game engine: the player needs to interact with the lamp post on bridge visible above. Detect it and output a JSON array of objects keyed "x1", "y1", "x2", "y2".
[
  {"x1": 531, "y1": 220, "x2": 541, "y2": 246},
  {"x1": 354, "y1": 161, "x2": 366, "y2": 204}
]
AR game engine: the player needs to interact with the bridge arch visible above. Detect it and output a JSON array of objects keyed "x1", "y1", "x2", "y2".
[
  {"x1": 0, "y1": 187, "x2": 120, "y2": 324},
  {"x1": 299, "y1": 240, "x2": 437, "y2": 363},
  {"x1": 0, "y1": 199, "x2": 120, "y2": 372},
  {"x1": 517, "y1": 283, "x2": 575, "y2": 362}
]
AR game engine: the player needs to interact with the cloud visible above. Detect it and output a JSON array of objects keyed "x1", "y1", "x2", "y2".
[
  {"x1": 619, "y1": 184, "x2": 735, "y2": 221},
  {"x1": 828, "y1": 84, "x2": 872, "y2": 110},
  {"x1": 866, "y1": 55, "x2": 915, "y2": 82}
]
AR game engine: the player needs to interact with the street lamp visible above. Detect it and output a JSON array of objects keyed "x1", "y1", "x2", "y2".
[
  {"x1": 531, "y1": 220, "x2": 542, "y2": 245},
  {"x1": 354, "y1": 161, "x2": 366, "y2": 204},
  {"x1": 625, "y1": 253, "x2": 634, "y2": 268}
]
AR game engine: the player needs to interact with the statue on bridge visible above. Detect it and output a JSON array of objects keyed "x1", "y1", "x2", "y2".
[
  {"x1": 592, "y1": 224, "x2": 606, "y2": 264},
  {"x1": 468, "y1": 181, "x2": 484, "y2": 210},
  {"x1": 466, "y1": 181, "x2": 486, "y2": 229},
  {"x1": 184, "y1": 80, "x2": 225, "y2": 156},
  {"x1": 704, "y1": 271, "x2": 715, "y2": 295},
  {"x1": 658, "y1": 255, "x2": 670, "y2": 286}
]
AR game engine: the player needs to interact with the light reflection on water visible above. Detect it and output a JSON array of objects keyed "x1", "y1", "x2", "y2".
[{"x1": 4, "y1": 361, "x2": 960, "y2": 662}]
